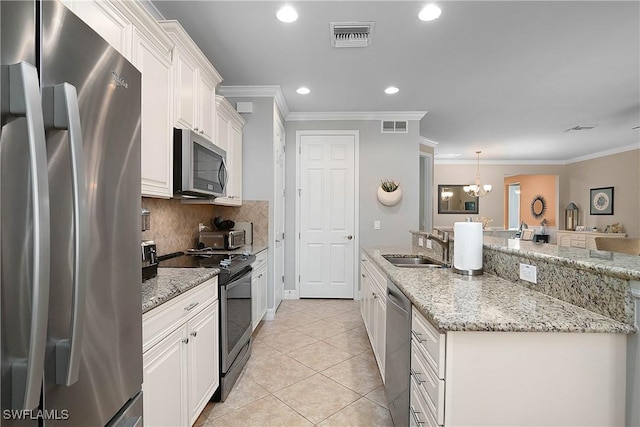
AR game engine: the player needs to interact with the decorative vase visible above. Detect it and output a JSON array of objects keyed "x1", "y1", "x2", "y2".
[{"x1": 377, "y1": 186, "x2": 402, "y2": 206}]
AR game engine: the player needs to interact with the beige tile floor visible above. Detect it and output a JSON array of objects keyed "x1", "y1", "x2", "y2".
[{"x1": 195, "y1": 298, "x2": 394, "y2": 427}]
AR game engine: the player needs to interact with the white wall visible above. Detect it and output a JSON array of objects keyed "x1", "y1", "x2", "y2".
[{"x1": 284, "y1": 120, "x2": 421, "y2": 291}]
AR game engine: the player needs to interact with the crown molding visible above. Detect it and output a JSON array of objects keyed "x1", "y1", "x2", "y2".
[
  {"x1": 420, "y1": 137, "x2": 439, "y2": 147},
  {"x1": 434, "y1": 159, "x2": 567, "y2": 165},
  {"x1": 217, "y1": 85, "x2": 289, "y2": 119},
  {"x1": 564, "y1": 143, "x2": 640, "y2": 164},
  {"x1": 286, "y1": 111, "x2": 427, "y2": 121}
]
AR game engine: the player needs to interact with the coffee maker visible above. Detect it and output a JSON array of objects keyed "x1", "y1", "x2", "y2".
[{"x1": 141, "y1": 208, "x2": 158, "y2": 281}]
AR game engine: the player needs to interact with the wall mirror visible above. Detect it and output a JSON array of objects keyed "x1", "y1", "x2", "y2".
[{"x1": 438, "y1": 185, "x2": 479, "y2": 214}]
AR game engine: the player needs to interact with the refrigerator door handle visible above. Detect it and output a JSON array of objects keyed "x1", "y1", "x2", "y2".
[
  {"x1": 44, "y1": 83, "x2": 88, "y2": 386},
  {"x1": 7, "y1": 62, "x2": 51, "y2": 410}
]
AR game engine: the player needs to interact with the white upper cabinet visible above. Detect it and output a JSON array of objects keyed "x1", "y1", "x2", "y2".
[
  {"x1": 213, "y1": 96, "x2": 245, "y2": 206},
  {"x1": 159, "y1": 20, "x2": 222, "y2": 143},
  {"x1": 61, "y1": 0, "x2": 177, "y2": 198},
  {"x1": 61, "y1": 0, "x2": 133, "y2": 60}
]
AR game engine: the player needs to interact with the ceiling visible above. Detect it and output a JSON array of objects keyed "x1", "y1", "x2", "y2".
[{"x1": 151, "y1": 1, "x2": 639, "y2": 161}]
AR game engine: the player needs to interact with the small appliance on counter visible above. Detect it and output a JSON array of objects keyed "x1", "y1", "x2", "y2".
[
  {"x1": 142, "y1": 208, "x2": 151, "y2": 231},
  {"x1": 142, "y1": 240, "x2": 158, "y2": 281},
  {"x1": 199, "y1": 229, "x2": 246, "y2": 250}
]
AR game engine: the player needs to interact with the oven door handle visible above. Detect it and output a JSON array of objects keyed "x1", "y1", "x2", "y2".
[{"x1": 222, "y1": 268, "x2": 252, "y2": 292}]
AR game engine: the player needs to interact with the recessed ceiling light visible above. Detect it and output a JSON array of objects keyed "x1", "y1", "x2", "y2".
[
  {"x1": 296, "y1": 87, "x2": 310, "y2": 95},
  {"x1": 384, "y1": 86, "x2": 399, "y2": 95},
  {"x1": 276, "y1": 6, "x2": 298, "y2": 23},
  {"x1": 419, "y1": 4, "x2": 442, "y2": 22}
]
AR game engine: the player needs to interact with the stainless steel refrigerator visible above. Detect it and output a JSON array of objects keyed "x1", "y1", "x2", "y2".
[{"x1": 1, "y1": 1, "x2": 143, "y2": 425}]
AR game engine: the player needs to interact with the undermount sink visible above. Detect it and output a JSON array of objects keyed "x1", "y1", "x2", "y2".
[{"x1": 382, "y1": 255, "x2": 443, "y2": 268}]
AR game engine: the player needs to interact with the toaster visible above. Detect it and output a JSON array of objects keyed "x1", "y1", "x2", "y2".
[{"x1": 199, "y1": 230, "x2": 245, "y2": 250}]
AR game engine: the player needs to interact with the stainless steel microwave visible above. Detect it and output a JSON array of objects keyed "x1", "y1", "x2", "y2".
[{"x1": 174, "y1": 128, "x2": 227, "y2": 198}]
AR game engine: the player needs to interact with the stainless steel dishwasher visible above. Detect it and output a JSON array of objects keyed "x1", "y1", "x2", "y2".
[{"x1": 385, "y1": 279, "x2": 411, "y2": 427}]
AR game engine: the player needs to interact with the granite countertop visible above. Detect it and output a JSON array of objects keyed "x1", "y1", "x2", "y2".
[
  {"x1": 142, "y1": 268, "x2": 219, "y2": 314},
  {"x1": 363, "y1": 246, "x2": 636, "y2": 334},
  {"x1": 482, "y1": 236, "x2": 640, "y2": 281}
]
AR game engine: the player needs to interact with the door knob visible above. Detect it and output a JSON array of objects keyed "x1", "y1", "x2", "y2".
[{"x1": 346, "y1": 235, "x2": 353, "y2": 240}]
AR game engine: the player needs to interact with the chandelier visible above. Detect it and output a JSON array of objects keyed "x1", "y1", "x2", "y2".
[{"x1": 463, "y1": 151, "x2": 492, "y2": 197}]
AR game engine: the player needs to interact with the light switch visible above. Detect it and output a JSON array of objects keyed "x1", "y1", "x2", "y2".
[
  {"x1": 418, "y1": 237, "x2": 424, "y2": 247},
  {"x1": 374, "y1": 220, "x2": 381, "y2": 230}
]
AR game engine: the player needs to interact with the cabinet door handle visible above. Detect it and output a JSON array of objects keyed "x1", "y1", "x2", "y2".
[
  {"x1": 372, "y1": 292, "x2": 378, "y2": 299},
  {"x1": 184, "y1": 302, "x2": 199, "y2": 312},
  {"x1": 410, "y1": 368, "x2": 425, "y2": 385},
  {"x1": 190, "y1": 331, "x2": 197, "y2": 338},
  {"x1": 182, "y1": 338, "x2": 189, "y2": 345},
  {"x1": 194, "y1": 127, "x2": 199, "y2": 132},
  {"x1": 361, "y1": 273, "x2": 366, "y2": 278},
  {"x1": 410, "y1": 406, "x2": 425, "y2": 425},
  {"x1": 411, "y1": 330, "x2": 425, "y2": 343}
]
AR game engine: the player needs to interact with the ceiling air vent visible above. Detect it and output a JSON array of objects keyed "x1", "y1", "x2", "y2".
[
  {"x1": 330, "y1": 22, "x2": 375, "y2": 48},
  {"x1": 381, "y1": 120, "x2": 408, "y2": 134},
  {"x1": 564, "y1": 124, "x2": 597, "y2": 132}
]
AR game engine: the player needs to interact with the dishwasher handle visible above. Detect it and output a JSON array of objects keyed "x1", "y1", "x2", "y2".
[{"x1": 387, "y1": 281, "x2": 411, "y2": 313}]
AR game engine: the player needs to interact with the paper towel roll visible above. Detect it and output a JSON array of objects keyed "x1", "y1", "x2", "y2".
[{"x1": 454, "y1": 222, "x2": 483, "y2": 271}]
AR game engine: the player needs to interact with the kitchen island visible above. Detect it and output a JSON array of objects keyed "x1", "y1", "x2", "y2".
[{"x1": 362, "y1": 240, "x2": 637, "y2": 426}]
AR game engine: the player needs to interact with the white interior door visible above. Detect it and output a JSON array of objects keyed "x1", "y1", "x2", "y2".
[
  {"x1": 298, "y1": 132, "x2": 357, "y2": 299},
  {"x1": 273, "y1": 114, "x2": 285, "y2": 310}
]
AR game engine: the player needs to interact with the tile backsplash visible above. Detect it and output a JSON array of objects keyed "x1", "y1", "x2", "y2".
[{"x1": 141, "y1": 198, "x2": 269, "y2": 255}]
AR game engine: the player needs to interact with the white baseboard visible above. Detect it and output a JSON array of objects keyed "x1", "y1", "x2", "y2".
[
  {"x1": 284, "y1": 289, "x2": 299, "y2": 299},
  {"x1": 264, "y1": 308, "x2": 275, "y2": 321}
]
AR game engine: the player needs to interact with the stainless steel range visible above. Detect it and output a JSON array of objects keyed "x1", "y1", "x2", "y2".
[{"x1": 159, "y1": 251, "x2": 255, "y2": 401}]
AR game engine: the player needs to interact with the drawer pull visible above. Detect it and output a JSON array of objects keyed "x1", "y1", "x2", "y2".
[
  {"x1": 411, "y1": 330, "x2": 425, "y2": 343},
  {"x1": 410, "y1": 368, "x2": 425, "y2": 385},
  {"x1": 184, "y1": 302, "x2": 199, "y2": 312},
  {"x1": 182, "y1": 338, "x2": 189, "y2": 345},
  {"x1": 410, "y1": 406, "x2": 425, "y2": 425},
  {"x1": 190, "y1": 331, "x2": 197, "y2": 338}
]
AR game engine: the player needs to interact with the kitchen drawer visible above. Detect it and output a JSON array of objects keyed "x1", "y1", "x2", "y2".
[
  {"x1": 410, "y1": 375, "x2": 440, "y2": 427},
  {"x1": 571, "y1": 240, "x2": 587, "y2": 249},
  {"x1": 411, "y1": 346, "x2": 445, "y2": 425},
  {"x1": 571, "y1": 234, "x2": 587, "y2": 241},
  {"x1": 143, "y1": 277, "x2": 218, "y2": 352},
  {"x1": 253, "y1": 249, "x2": 267, "y2": 269},
  {"x1": 412, "y1": 307, "x2": 445, "y2": 379}
]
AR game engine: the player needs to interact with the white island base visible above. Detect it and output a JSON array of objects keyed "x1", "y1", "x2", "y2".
[{"x1": 438, "y1": 331, "x2": 626, "y2": 426}]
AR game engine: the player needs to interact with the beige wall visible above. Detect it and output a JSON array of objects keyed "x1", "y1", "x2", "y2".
[
  {"x1": 433, "y1": 149, "x2": 640, "y2": 238},
  {"x1": 434, "y1": 163, "x2": 565, "y2": 228},
  {"x1": 564, "y1": 149, "x2": 640, "y2": 238}
]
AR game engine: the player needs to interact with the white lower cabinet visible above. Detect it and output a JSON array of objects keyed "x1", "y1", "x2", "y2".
[
  {"x1": 410, "y1": 306, "x2": 627, "y2": 426},
  {"x1": 360, "y1": 251, "x2": 386, "y2": 379},
  {"x1": 251, "y1": 250, "x2": 268, "y2": 331},
  {"x1": 143, "y1": 277, "x2": 219, "y2": 427}
]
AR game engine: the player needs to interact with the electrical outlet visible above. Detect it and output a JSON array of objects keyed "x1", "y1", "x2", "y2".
[
  {"x1": 426, "y1": 240, "x2": 433, "y2": 249},
  {"x1": 519, "y1": 263, "x2": 537, "y2": 284},
  {"x1": 418, "y1": 237, "x2": 424, "y2": 247},
  {"x1": 374, "y1": 220, "x2": 381, "y2": 230}
]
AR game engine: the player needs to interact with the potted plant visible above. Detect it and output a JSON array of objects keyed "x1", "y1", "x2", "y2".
[{"x1": 377, "y1": 179, "x2": 402, "y2": 206}]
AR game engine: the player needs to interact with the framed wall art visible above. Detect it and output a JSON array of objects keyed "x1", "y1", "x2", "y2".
[{"x1": 590, "y1": 187, "x2": 614, "y2": 215}]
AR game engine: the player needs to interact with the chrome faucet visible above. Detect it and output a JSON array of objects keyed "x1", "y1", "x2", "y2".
[{"x1": 427, "y1": 228, "x2": 450, "y2": 267}]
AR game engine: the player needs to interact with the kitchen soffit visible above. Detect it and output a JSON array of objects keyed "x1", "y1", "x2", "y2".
[{"x1": 151, "y1": 1, "x2": 640, "y2": 162}]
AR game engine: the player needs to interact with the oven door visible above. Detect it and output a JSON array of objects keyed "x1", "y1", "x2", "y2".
[{"x1": 220, "y1": 267, "x2": 252, "y2": 373}]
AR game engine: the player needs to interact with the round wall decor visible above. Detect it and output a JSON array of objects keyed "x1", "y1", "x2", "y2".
[{"x1": 530, "y1": 195, "x2": 547, "y2": 219}]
